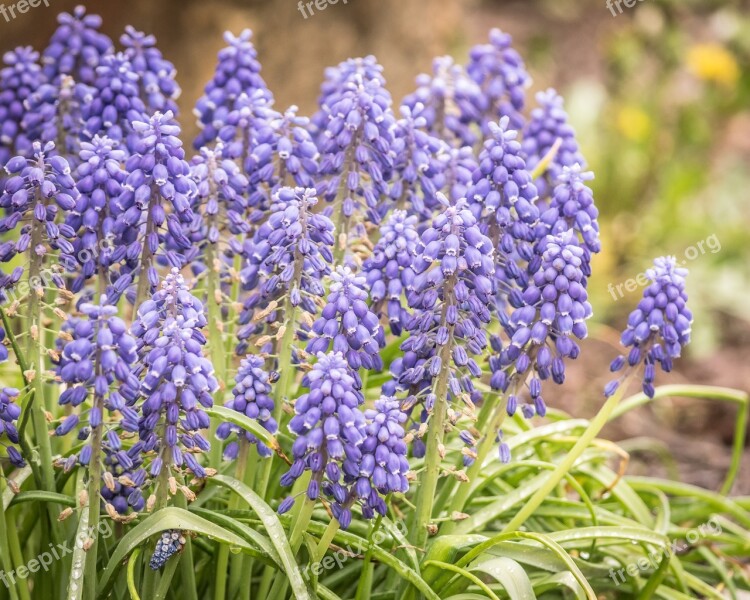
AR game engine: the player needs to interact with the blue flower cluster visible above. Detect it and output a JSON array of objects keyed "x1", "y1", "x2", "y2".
[
  {"x1": 401, "y1": 197, "x2": 495, "y2": 415},
  {"x1": 0, "y1": 142, "x2": 77, "y2": 281},
  {"x1": 194, "y1": 29, "x2": 271, "y2": 150},
  {"x1": 65, "y1": 136, "x2": 128, "y2": 294},
  {"x1": 607, "y1": 257, "x2": 692, "y2": 398},
  {"x1": 492, "y1": 231, "x2": 592, "y2": 417},
  {"x1": 307, "y1": 266, "x2": 385, "y2": 371},
  {"x1": 279, "y1": 352, "x2": 366, "y2": 523},
  {"x1": 53, "y1": 297, "x2": 140, "y2": 468},
  {"x1": 0, "y1": 47, "x2": 42, "y2": 164},
  {"x1": 115, "y1": 111, "x2": 196, "y2": 300},
  {"x1": 363, "y1": 210, "x2": 420, "y2": 335},
  {"x1": 149, "y1": 530, "x2": 186, "y2": 570},
  {"x1": 522, "y1": 88, "x2": 585, "y2": 187},
  {"x1": 0, "y1": 387, "x2": 25, "y2": 468},
  {"x1": 131, "y1": 269, "x2": 216, "y2": 478},
  {"x1": 467, "y1": 28, "x2": 530, "y2": 131},
  {"x1": 42, "y1": 5, "x2": 113, "y2": 85},
  {"x1": 237, "y1": 187, "x2": 334, "y2": 354},
  {"x1": 217, "y1": 355, "x2": 277, "y2": 458},
  {"x1": 120, "y1": 26, "x2": 180, "y2": 115},
  {"x1": 101, "y1": 447, "x2": 147, "y2": 514},
  {"x1": 317, "y1": 60, "x2": 396, "y2": 225}
]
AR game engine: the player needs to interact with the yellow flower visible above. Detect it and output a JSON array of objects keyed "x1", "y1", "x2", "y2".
[
  {"x1": 616, "y1": 106, "x2": 651, "y2": 142},
  {"x1": 686, "y1": 43, "x2": 740, "y2": 87}
]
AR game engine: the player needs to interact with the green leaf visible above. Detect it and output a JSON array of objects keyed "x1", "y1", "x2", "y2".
[
  {"x1": 205, "y1": 406, "x2": 279, "y2": 451},
  {"x1": 469, "y1": 557, "x2": 535, "y2": 599},
  {"x1": 210, "y1": 474, "x2": 313, "y2": 600},
  {"x1": 96, "y1": 507, "x2": 253, "y2": 598},
  {"x1": 423, "y1": 560, "x2": 501, "y2": 600}
]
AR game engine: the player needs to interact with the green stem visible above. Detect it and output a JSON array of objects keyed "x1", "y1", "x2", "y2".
[
  {"x1": 314, "y1": 519, "x2": 340, "y2": 563},
  {"x1": 205, "y1": 240, "x2": 227, "y2": 472},
  {"x1": 0, "y1": 480, "x2": 20, "y2": 600},
  {"x1": 142, "y1": 448, "x2": 172, "y2": 598},
  {"x1": 440, "y1": 392, "x2": 509, "y2": 534},
  {"x1": 411, "y1": 276, "x2": 456, "y2": 551},
  {"x1": 225, "y1": 441, "x2": 250, "y2": 600},
  {"x1": 354, "y1": 513, "x2": 385, "y2": 600},
  {"x1": 501, "y1": 379, "x2": 631, "y2": 535},
  {"x1": 134, "y1": 190, "x2": 159, "y2": 309}
]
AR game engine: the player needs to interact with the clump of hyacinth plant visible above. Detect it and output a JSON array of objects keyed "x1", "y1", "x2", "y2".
[{"x1": 0, "y1": 9, "x2": 746, "y2": 600}]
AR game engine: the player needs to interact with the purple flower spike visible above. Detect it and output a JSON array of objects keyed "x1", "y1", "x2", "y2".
[
  {"x1": 317, "y1": 61, "x2": 396, "y2": 225},
  {"x1": 42, "y1": 5, "x2": 114, "y2": 85},
  {"x1": 537, "y1": 164, "x2": 601, "y2": 272},
  {"x1": 131, "y1": 269, "x2": 217, "y2": 479},
  {"x1": 491, "y1": 231, "x2": 593, "y2": 417},
  {"x1": 100, "y1": 447, "x2": 147, "y2": 514},
  {"x1": 217, "y1": 355, "x2": 277, "y2": 458},
  {"x1": 237, "y1": 187, "x2": 334, "y2": 354},
  {"x1": 78, "y1": 52, "x2": 148, "y2": 150},
  {"x1": 522, "y1": 89, "x2": 585, "y2": 192},
  {"x1": 121, "y1": 26, "x2": 181, "y2": 114},
  {"x1": 0, "y1": 142, "x2": 78, "y2": 292},
  {"x1": 279, "y1": 351, "x2": 367, "y2": 528},
  {"x1": 0, "y1": 387, "x2": 25, "y2": 467},
  {"x1": 115, "y1": 111, "x2": 197, "y2": 301},
  {"x1": 194, "y1": 29, "x2": 272, "y2": 150},
  {"x1": 467, "y1": 28, "x2": 530, "y2": 132},
  {"x1": 52, "y1": 295, "x2": 140, "y2": 471},
  {"x1": 363, "y1": 210, "x2": 420, "y2": 335},
  {"x1": 0, "y1": 47, "x2": 42, "y2": 165},
  {"x1": 403, "y1": 56, "x2": 484, "y2": 149},
  {"x1": 307, "y1": 266, "x2": 385, "y2": 371},
  {"x1": 607, "y1": 257, "x2": 692, "y2": 398},
  {"x1": 22, "y1": 75, "x2": 85, "y2": 164},
  {"x1": 65, "y1": 136, "x2": 128, "y2": 295},
  {"x1": 389, "y1": 103, "x2": 449, "y2": 220}
]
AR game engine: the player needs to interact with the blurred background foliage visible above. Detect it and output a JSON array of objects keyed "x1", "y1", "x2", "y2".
[{"x1": 2, "y1": 0, "x2": 748, "y2": 488}]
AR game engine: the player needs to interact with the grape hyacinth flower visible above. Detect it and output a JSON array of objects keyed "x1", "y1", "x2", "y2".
[
  {"x1": 317, "y1": 67, "x2": 396, "y2": 230},
  {"x1": 65, "y1": 136, "x2": 128, "y2": 295},
  {"x1": 243, "y1": 105, "x2": 320, "y2": 211},
  {"x1": 466, "y1": 28, "x2": 530, "y2": 131},
  {"x1": 341, "y1": 396, "x2": 410, "y2": 521},
  {"x1": 492, "y1": 231, "x2": 593, "y2": 418},
  {"x1": 149, "y1": 530, "x2": 186, "y2": 570},
  {"x1": 312, "y1": 55, "x2": 386, "y2": 134},
  {"x1": 389, "y1": 103, "x2": 448, "y2": 220},
  {"x1": 100, "y1": 447, "x2": 147, "y2": 514},
  {"x1": 0, "y1": 387, "x2": 25, "y2": 468},
  {"x1": 0, "y1": 141, "x2": 77, "y2": 280},
  {"x1": 78, "y1": 52, "x2": 148, "y2": 150},
  {"x1": 400, "y1": 195, "x2": 495, "y2": 446},
  {"x1": 362, "y1": 210, "x2": 420, "y2": 335},
  {"x1": 469, "y1": 116, "x2": 539, "y2": 289},
  {"x1": 194, "y1": 29, "x2": 272, "y2": 150},
  {"x1": 53, "y1": 297, "x2": 140, "y2": 471},
  {"x1": 522, "y1": 89, "x2": 586, "y2": 189},
  {"x1": 115, "y1": 111, "x2": 197, "y2": 304},
  {"x1": 131, "y1": 269, "x2": 216, "y2": 480},
  {"x1": 42, "y1": 5, "x2": 114, "y2": 85},
  {"x1": 537, "y1": 164, "x2": 601, "y2": 276},
  {"x1": 121, "y1": 26, "x2": 181, "y2": 114},
  {"x1": 236, "y1": 187, "x2": 334, "y2": 355},
  {"x1": 217, "y1": 355, "x2": 277, "y2": 459},
  {"x1": 278, "y1": 352, "x2": 366, "y2": 523},
  {"x1": 0, "y1": 47, "x2": 42, "y2": 165},
  {"x1": 22, "y1": 75, "x2": 85, "y2": 163},
  {"x1": 307, "y1": 266, "x2": 385, "y2": 371},
  {"x1": 607, "y1": 257, "x2": 692, "y2": 398},
  {"x1": 403, "y1": 56, "x2": 484, "y2": 149}
]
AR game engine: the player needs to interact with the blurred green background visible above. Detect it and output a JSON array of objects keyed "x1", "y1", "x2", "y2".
[{"x1": 2, "y1": 0, "x2": 748, "y2": 488}]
